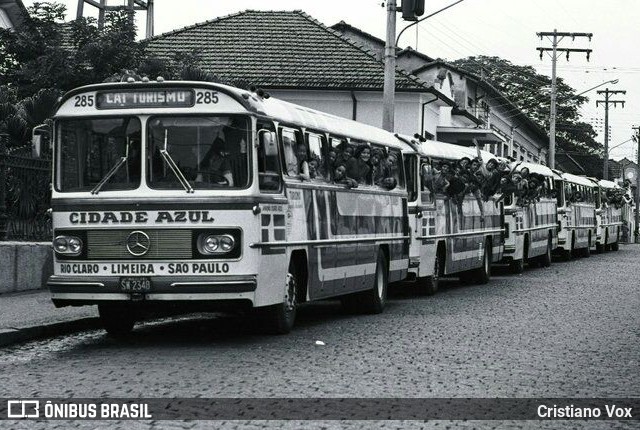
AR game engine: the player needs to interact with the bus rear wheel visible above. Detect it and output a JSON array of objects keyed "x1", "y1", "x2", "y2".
[
  {"x1": 343, "y1": 249, "x2": 388, "y2": 314},
  {"x1": 610, "y1": 241, "x2": 619, "y2": 251},
  {"x1": 261, "y1": 266, "x2": 298, "y2": 335},
  {"x1": 461, "y1": 241, "x2": 491, "y2": 285},
  {"x1": 98, "y1": 304, "x2": 136, "y2": 337}
]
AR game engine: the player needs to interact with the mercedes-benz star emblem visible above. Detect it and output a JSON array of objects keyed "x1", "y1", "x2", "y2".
[{"x1": 126, "y1": 231, "x2": 150, "y2": 257}]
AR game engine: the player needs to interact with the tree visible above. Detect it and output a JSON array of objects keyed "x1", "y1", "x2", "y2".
[
  {"x1": 0, "y1": 2, "x2": 149, "y2": 99},
  {"x1": 451, "y1": 56, "x2": 601, "y2": 156}
]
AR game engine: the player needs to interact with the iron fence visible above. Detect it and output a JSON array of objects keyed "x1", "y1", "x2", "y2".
[{"x1": 0, "y1": 134, "x2": 52, "y2": 241}]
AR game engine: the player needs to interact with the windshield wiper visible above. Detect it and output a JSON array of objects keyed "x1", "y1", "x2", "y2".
[
  {"x1": 91, "y1": 157, "x2": 128, "y2": 195},
  {"x1": 160, "y1": 129, "x2": 194, "y2": 193}
]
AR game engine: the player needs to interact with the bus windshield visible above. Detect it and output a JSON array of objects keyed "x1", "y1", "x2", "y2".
[
  {"x1": 56, "y1": 117, "x2": 142, "y2": 193},
  {"x1": 148, "y1": 115, "x2": 250, "y2": 190}
]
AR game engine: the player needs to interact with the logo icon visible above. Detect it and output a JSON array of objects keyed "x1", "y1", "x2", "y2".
[
  {"x1": 126, "y1": 231, "x2": 150, "y2": 257},
  {"x1": 7, "y1": 400, "x2": 40, "y2": 418}
]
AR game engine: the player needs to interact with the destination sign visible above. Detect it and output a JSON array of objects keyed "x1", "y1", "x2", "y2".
[{"x1": 96, "y1": 89, "x2": 195, "y2": 109}]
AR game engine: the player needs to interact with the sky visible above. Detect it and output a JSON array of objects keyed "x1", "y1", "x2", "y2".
[{"x1": 23, "y1": 0, "x2": 640, "y2": 160}]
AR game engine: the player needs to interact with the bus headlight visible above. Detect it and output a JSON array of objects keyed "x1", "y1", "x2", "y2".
[
  {"x1": 53, "y1": 235, "x2": 83, "y2": 256},
  {"x1": 198, "y1": 234, "x2": 236, "y2": 255}
]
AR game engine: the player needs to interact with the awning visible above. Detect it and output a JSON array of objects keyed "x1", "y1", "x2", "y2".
[{"x1": 436, "y1": 126, "x2": 506, "y2": 146}]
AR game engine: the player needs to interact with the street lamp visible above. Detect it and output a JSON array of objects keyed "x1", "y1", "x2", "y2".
[{"x1": 574, "y1": 79, "x2": 619, "y2": 98}]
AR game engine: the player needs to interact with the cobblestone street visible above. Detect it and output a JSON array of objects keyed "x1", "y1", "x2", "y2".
[{"x1": 1, "y1": 246, "x2": 639, "y2": 429}]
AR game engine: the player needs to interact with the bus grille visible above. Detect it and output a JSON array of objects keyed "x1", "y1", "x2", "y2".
[{"x1": 86, "y1": 230, "x2": 192, "y2": 260}]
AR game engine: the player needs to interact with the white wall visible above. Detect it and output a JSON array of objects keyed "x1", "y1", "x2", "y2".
[{"x1": 270, "y1": 89, "x2": 435, "y2": 138}]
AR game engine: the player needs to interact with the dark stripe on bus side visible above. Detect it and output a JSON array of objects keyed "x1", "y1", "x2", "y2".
[
  {"x1": 315, "y1": 190, "x2": 328, "y2": 240},
  {"x1": 261, "y1": 247, "x2": 286, "y2": 255},
  {"x1": 303, "y1": 189, "x2": 316, "y2": 241}
]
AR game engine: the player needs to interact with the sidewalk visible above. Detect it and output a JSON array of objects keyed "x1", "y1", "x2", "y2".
[{"x1": 0, "y1": 289, "x2": 100, "y2": 347}]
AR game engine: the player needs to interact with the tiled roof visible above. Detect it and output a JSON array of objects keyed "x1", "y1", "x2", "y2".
[
  {"x1": 331, "y1": 20, "x2": 386, "y2": 49},
  {"x1": 145, "y1": 10, "x2": 428, "y2": 91},
  {"x1": 397, "y1": 46, "x2": 435, "y2": 63}
]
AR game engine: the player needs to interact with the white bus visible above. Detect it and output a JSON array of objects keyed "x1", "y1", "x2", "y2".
[
  {"x1": 402, "y1": 138, "x2": 503, "y2": 294},
  {"x1": 594, "y1": 179, "x2": 624, "y2": 252},
  {"x1": 555, "y1": 172, "x2": 597, "y2": 259},
  {"x1": 46, "y1": 80, "x2": 410, "y2": 335},
  {"x1": 501, "y1": 162, "x2": 559, "y2": 272}
]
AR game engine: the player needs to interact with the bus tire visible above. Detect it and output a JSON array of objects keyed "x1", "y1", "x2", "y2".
[
  {"x1": 538, "y1": 235, "x2": 552, "y2": 267},
  {"x1": 417, "y1": 252, "x2": 440, "y2": 296},
  {"x1": 610, "y1": 241, "x2": 619, "y2": 251},
  {"x1": 99, "y1": 304, "x2": 135, "y2": 337},
  {"x1": 596, "y1": 242, "x2": 604, "y2": 253},
  {"x1": 462, "y1": 241, "x2": 491, "y2": 285},
  {"x1": 345, "y1": 249, "x2": 388, "y2": 314},
  {"x1": 261, "y1": 263, "x2": 298, "y2": 335}
]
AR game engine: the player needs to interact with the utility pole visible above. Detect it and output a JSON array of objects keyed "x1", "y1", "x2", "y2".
[
  {"x1": 597, "y1": 88, "x2": 626, "y2": 180},
  {"x1": 537, "y1": 30, "x2": 593, "y2": 169},
  {"x1": 633, "y1": 126, "x2": 640, "y2": 243},
  {"x1": 382, "y1": 0, "x2": 397, "y2": 132}
]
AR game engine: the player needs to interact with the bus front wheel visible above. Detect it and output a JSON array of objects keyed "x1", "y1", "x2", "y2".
[
  {"x1": 261, "y1": 268, "x2": 298, "y2": 335},
  {"x1": 98, "y1": 304, "x2": 136, "y2": 337},
  {"x1": 538, "y1": 236, "x2": 552, "y2": 267},
  {"x1": 417, "y1": 253, "x2": 440, "y2": 296}
]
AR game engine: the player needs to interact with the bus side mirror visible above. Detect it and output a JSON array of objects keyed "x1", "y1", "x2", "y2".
[
  {"x1": 258, "y1": 130, "x2": 277, "y2": 156},
  {"x1": 32, "y1": 124, "x2": 51, "y2": 158}
]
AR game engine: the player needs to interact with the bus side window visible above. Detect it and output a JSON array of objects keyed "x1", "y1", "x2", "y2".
[
  {"x1": 280, "y1": 128, "x2": 300, "y2": 176},
  {"x1": 386, "y1": 148, "x2": 403, "y2": 190},
  {"x1": 419, "y1": 159, "x2": 434, "y2": 203},
  {"x1": 258, "y1": 123, "x2": 281, "y2": 193},
  {"x1": 403, "y1": 154, "x2": 417, "y2": 202},
  {"x1": 307, "y1": 132, "x2": 326, "y2": 181}
]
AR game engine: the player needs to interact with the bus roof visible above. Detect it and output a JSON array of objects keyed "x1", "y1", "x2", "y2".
[
  {"x1": 57, "y1": 80, "x2": 411, "y2": 151},
  {"x1": 515, "y1": 162, "x2": 561, "y2": 179},
  {"x1": 598, "y1": 179, "x2": 620, "y2": 189},
  {"x1": 562, "y1": 172, "x2": 597, "y2": 187},
  {"x1": 404, "y1": 138, "x2": 498, "y2": 162}
]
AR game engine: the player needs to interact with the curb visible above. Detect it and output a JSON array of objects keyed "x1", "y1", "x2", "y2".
[{"x1": 0, "y1": 317, "x2": 102, "y2": 348}]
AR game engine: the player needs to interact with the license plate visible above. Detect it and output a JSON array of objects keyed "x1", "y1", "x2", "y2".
[{"x1": 120, "y1": 277, "x2": 151, "y2": 292}]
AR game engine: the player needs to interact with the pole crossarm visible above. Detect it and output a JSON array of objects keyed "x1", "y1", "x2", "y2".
[
  {"x1": 596, "y1": 100, "x2": 626, "y2": 107},
  {"x1": 536, "y1": 47, "x2": 592, "y2": 60},
  {"x1": 537, "y1": 31, "x2": 593, "y2": 40}
]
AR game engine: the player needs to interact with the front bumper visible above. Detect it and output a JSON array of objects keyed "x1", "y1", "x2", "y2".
[{"x1": 48, "y1": 275, "x2": 257, "y2": 305}]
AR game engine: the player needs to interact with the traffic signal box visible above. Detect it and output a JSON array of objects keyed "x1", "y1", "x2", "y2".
[{"x1": 402, "y1": 0, "x2": 425, "y2": 21}]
